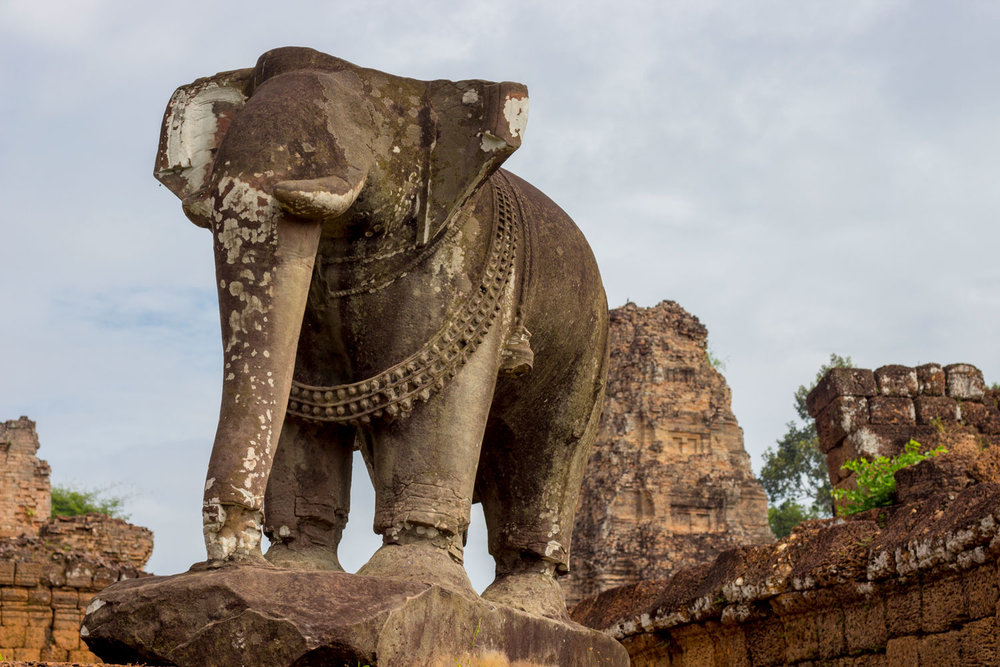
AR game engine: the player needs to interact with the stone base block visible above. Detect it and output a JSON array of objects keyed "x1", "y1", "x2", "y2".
[{"x1": 82, "y1": 565, "x2": 628, "y2": 667}]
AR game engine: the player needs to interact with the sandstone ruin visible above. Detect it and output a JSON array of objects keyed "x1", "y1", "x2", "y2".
[
  {"x1": 0, "y1": 417, "x2": 51, "y2": 540},
  {"x1": 564, "y1": 301, "x2": 773, "y2": 606},
  {"x1": 0, "y1": 416, "x2": 152, "y2": 663},
  {"x1": 575, "y1": 362, "x2": 1000, "y2": 665}
]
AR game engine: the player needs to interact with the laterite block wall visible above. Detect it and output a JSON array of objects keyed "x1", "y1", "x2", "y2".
[
  {"x1": 805, "y1": 363, "x2": 998, "y2": 499},
  {"x1": 0, "y1": 416, "x2": 153, "y2": 663},
  {"x1": 573, "y1": 453, "x2": 1000, "y2": 665},
  {"x1": 0, "y1": 544, "x2": 146, "y2": 663}
]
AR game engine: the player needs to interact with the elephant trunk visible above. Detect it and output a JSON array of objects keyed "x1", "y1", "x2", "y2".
[{"x1": 202, "y1": 176, "x2": 323, "y2": 561}]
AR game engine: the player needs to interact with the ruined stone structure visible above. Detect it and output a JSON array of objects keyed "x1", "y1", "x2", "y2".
[
  {"x1": 564, "y1": 301, "x2": 772, "y2": 607},
  {"x1": 806, "y1": 363, "x2": 996, "y2": 502},
  {"x1": 574, "y1": 362, "x2": 1000, "y2": 665},
  {"x1": 0, "y1": 417, "x2": 51, "y2": 539},
  {"x1": 0, "y1": 416, "x2": 152, "y2": 663}
]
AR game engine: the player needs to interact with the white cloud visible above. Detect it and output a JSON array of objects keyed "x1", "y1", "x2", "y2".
[{"x1": 0, "y1": 0, "x2": 111, "y2": 46}]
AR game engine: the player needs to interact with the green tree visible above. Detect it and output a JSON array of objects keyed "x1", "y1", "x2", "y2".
[
  {"x1": 760, "y1": 353, "x2": 853, "y2": 537},
  {"x1": 50, "y1": 484, "x2": 130, "y2": 520}
]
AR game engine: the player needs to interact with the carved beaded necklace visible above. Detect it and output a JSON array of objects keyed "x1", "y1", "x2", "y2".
[{"x1": 286, "y1": 172, "x2": 530, "y2": 425}]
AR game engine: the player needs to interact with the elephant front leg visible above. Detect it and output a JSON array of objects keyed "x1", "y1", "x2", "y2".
[
  {"x1": 355, "y1": 322, "x2": 505, "y2": 597},
  {"x1": 201, "y1": 198, "x2": 323, "y2": 565}
]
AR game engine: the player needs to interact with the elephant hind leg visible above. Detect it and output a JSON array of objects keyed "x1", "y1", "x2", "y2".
[
  {"x1": 355, "y1": 320, "x2": 508, "y2": 599},
  {"x1": 476, "y1": 388, "x2": 604, "y2": 620},
  {"x1": 263, "y1": 418, "x2": 353, "y2": 571}
]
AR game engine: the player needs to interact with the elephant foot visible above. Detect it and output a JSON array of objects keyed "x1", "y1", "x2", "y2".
[
  {"x1": 202, "y1": 502, "x2": 266, "y2": 563},
  {"x1": 264, "y1": 542, "x2": 344, "y2": 571},
  {"x1": 357, "y1": 542, "x2": 477, "y2": 600},
  {"x1": 481, "y1": 571, "x2": 570, "y2": 622},
  {"x1": 188, "y1": 550, "x2": 274, "y2": 572}
]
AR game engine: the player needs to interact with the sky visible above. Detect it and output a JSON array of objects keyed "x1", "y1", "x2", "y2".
[{"x1": 2, "y1": 0, "x2": 1000, "y2": 591}]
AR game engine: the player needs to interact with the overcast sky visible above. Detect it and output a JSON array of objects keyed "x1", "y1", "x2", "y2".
[{"x1": 3, "y1": 0, "x2": 999, "y2": 590}]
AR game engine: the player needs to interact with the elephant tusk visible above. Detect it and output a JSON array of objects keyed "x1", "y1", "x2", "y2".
[{"x1": 273, "y1": 171, "x2": 367, "y2": 220}]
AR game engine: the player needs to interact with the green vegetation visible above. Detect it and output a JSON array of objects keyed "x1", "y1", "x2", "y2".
[
  {"x1": 767, "y1": 500, "x2": 820, "y2": 540},
  {"x1": 833, "y1": 439, "x2": 947, "y2": 515},
  {"x1": 706, "y1": 347, "x2": 726, "y2": 371},
  {"x1": 760, "y1": 354, "x2": 853, "y2": 537},
  {"x1": 50, "y1": 484, "x2": 129, "y2": 520}
]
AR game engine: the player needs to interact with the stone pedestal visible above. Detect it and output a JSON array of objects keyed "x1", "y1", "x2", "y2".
[{"x1": 82, "y1": 565, "x2": 628, "y2": 666}]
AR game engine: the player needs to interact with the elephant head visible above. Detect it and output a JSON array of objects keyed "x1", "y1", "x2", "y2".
[{"x1": 154, "y1": 47, "x2": 528, "y2": 562}]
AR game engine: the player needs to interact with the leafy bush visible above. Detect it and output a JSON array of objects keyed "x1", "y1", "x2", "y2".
[
  {"x1": 832, "y1": 439, "x2": 946, "y2": 515},
  {"x1": 50, "y1": 484, "x2": 130, "y2": 520}
]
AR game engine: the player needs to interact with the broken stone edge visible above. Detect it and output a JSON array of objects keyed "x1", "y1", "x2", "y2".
[{"x1": 83, "y1": 566, "x2": 629, "y2": 666}]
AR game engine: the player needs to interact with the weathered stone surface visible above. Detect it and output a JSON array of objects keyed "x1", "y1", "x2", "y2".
[
  {"x1": 814, "y1": 396, "x2": 868, "y2": 452},
  {"x1": 806, "y1": 368, "x2": 877, "y2": 417},
  {"x1": 40, "y1": 515, "x2": 153, "y2": 571},
  {"x1": 916, "y1": 363, "x2": 946, "y2": 396},
  {"x1": 564, "y1": 301, "x2": 772, "y2": 607},
  {"x1": 825, "y1": 444, "x2": 850, "y2": 484},
  {"x1": 959, "y1": 397, "x2": 1000, "y2": 432},
  {"x1": 945, "y1": 363, "x2": 986, "y2": 400},
  {"x1": 867, "y1": 396, "x2": 916, "y2": 425},
  {"x1": 874, "y1": 364, "x2": 918, "y2": 397},
  {"x1": 894, "y1": 455, "x2": 976, "y2": 503},
  {"x1": 0, "y1": 417, "x2": 51, "y2": 539},
  {"x1": 914, "y1": 395, "x2": 959, "y2": 424},
  {"x1": 157, "y1": 46, "x2": 609, "y2": 622},
  {"x1": 573, "y1": 480, "x2": 1000, "y2": 666},
  {"x1": 843, "y1": 424, "x2": 936, "y2": 461},
  {"x1": 814, "y1": 365, "x2": 1000, "y2": 503},
  {"x1": 83, "y1": 566, "x2": 628, "y2": 667}
]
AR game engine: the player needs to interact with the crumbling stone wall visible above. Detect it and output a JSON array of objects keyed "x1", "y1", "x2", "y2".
[
  {"x1": 574, "y1": 462, "x2": 1000, "y2": 665},
  {"x1": 572, "y1": 362, "x2": 1000, "y2": 665},
  {"x1": 806, "y1": 363, "x2": 997, "y2": 502},
  {"x1": 0, "y1": 416, "x2": 153, "y2": 663},
  {"x1": 0, "y1": 537, "x2": 147, "y2": 663},
  {"x1": 41, "y1": 515, "x2": 153, "y2": 571},
  {"x1": 564, "y1": 301, "x2": 773, "y2": 607},
  {"x1": 0, "y1": 417, "x2": 51, "y2": 539}
]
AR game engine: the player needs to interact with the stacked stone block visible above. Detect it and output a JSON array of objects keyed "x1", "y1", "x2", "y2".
[
  {"x1": 0, "y1": 415, "x2": 154, "y2": 662},
  {"x1": 0, "y1": 417, "x2": 51, "y2": 539},
  {"x1": 0, "y1": 544, "x2": 145, "y2": 662},
  {"x1": 805, "y1": 363, "x2": 995, "y2": 496},
  {"x1": 574, "y1": 471, "x2": 1000, "y2": 665},
  {"x1": 41, "y1": 515, "x2": 154, "y2": 571},
  {"x1": 604, "y1": 561, "x2": 1000, "y2": 666}
]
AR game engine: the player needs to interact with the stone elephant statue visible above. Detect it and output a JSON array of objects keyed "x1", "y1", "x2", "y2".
[{"x1": 154, "y1": 47, "x2": 608, "y2": 619}]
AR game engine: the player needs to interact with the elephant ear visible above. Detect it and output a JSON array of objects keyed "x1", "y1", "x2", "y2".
[
  {"x1": 154, "y1": 68, "x2": 254, "y2": 202},
  {"x1": 419, "y1": 79, "x2": 528, "y2": 245}
]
